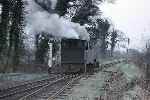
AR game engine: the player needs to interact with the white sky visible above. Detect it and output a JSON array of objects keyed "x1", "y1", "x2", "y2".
[
  {"x1": 101, "y1": 0, "x2": 150, "y2": 50},
  {"x1": 0, "y1": 5, "x2": 2, "y2": 23},
  {"x1": 0, "y1": 4, "x2": 1, "y2": 14}
]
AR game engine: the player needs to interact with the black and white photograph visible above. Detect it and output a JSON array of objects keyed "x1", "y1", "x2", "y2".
[{"x1": 0, "y1": 0, "x2": 150, "y2": 100}]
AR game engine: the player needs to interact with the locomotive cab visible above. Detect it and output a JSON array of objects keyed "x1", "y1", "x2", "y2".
[
  {"x1": 61, "y1": 39, "x2": 87, "y2": 74},
  {"x1": 48, "y1": 38, "x2": 88, "y2": 74}
]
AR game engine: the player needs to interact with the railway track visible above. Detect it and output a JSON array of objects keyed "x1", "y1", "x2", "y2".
[
  {"x1": 0, "y1": 75, "x2": 63, "y2": 100},
  {"x1": 44, "y1": 59, "x2": 126, "y2": 100},
  {"x1": 19, "y1": 74, "x2": 82, "y2": 100},
  {"x1": 0, "y1": 59, "x2": 126, "y2": 100},
  {"x1": 0, "y1": 74, "x2": 82, "y2": 100},
  {"x1": 94, "y1": 59, "x2": 127, "y2": 72}
]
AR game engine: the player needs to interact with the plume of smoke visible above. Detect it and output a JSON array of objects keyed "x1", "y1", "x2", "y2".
[
  {"x1": 0, "y1": 4, "x2": 2, "y2": 12},
  {"x1": 24, "y1": 0, "x2": 89, "y2": 41},
  {"x1": 50, "y1": 0, "x2": 57, "y2": 9}
]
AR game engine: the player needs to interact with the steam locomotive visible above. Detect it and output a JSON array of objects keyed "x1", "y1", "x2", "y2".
[{"x1": 48, "y1": 38, "x2": 99, "y2": 74}]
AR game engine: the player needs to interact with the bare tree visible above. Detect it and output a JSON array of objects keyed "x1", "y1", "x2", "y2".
[
  {"x1": 110, "y1": 29, "x2": 118, "y2": 56},
  {"x1": 0, "y1": 0, "x2": 25, "y2": 72},
  {"x1": 97, "y1": 18, "x2": 111, "y2": 57}
]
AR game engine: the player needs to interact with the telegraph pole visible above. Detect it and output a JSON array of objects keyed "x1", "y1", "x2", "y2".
[
  {"x1": 127, "y1": 38, "x2": 130, "y2": 63},
  {"x1": 84, "y1": 41, "x2": 89, "y2": 75}
]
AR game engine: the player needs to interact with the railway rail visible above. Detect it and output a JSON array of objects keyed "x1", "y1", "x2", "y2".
[
  {"x1": 0, "y1": 59, "x2": 126, "y2": 100},
  {"x1": 47, "y1": 75, "x2": 83, "y2": 100},
  {"x1": 0, "y1": 75, "x2": 62, "y2": 100},
  {"x1": 94, "y1": 59, "x2": 126, "y2": 72},
  {"x1": 19, "y1": 74, "x2": 82, "y2": 100}
]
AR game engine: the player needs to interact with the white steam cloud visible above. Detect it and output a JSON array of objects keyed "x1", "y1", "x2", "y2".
[
  {"x1": 25, "y1": 0, "x2": 89, "y2": 40},
  {"x1": 50, "y1": 0, "x2": 57, "y2": 9}
]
